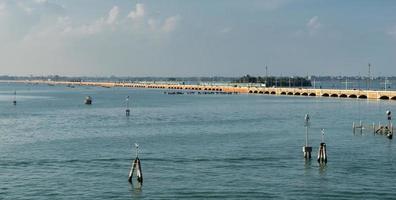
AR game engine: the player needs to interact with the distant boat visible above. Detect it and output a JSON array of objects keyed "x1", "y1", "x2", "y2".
[{"x1": 85, "y1": 96, "x2": 92, "y2": 105}]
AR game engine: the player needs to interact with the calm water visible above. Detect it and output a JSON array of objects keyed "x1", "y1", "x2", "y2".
[{"x1": 0, "y1": 83, "x2": 395, "y2": 199}]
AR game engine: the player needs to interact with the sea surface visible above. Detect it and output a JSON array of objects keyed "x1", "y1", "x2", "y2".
[{"x1": 0, "y1": 83, "x2": 395, "y2": 199}]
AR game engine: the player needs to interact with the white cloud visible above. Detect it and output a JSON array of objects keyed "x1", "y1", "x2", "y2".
[
  {"x1": 17, "y1": 2, "x2": 34, "y2": 14},
  {"x1": 125, "y1": 3, "x2": 181, "y2": 33},
  {"x1": 35, "y1": 0, "x2": 48, "y2": 4},
  {"x1": 127, "y1": 3, "x2": 145, "y2": 20},
  {"x1": 57, "y1": 6, "x2": 120, "y2": 36},
  {"x1": 4, "y1": 2, "x2": 181, "y2": 44},
  {"x1": 0, "y1": 2, "x2": 6, "y2": 15},
  {"x1": 106, "y1": 6, "x2": 119, "y2": 25},
  {"x1": 0, "y1": 1, "x2": 183, "y2": 76},
  {"x1": 306, "y1": 16, "x2": 322, "y2": 35},
  {"x1": 56, "y1": 16, "x2": 72, "y2": 33},
  {"x1": 162, "y1": 15, "x2": 180, "y2": 33},
  {"x1": 387, "y1": 26, "x2": 396, "y2": 38},
  {"x1": 258, "y1": 0, "x2": 291, "y2": 11},
  {"x1": 147, "y1": 18, "x2": 159, "y2": 30},
  {"x1": 219, "y1": 27, "x2": 232, "y2": 34}
]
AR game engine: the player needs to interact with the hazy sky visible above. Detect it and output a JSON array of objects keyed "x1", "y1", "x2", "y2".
[{"x1": 0, "y1": 0, "x2": 395, "y2": 77}]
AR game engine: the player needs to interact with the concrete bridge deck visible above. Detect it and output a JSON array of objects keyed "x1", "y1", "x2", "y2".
[{"x1": 22, "y1": 80, "x2": 396, "y2": 100}]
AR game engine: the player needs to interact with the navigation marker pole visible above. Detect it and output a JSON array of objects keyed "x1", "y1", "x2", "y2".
[
  {"x1": 341, "y1": 78, "x2": 354, "y2": 90},
  {"x1": 380, "y1": 78, "x2": 392, "y2": 91},
  {"x1": 317, "y1": 129, "x2": 327, "y2": 164},
  {"x1": 303, "y1": 114, "x2": 312, "y2": 159},
  {"x1": 126, "y1": 96, "x2": 130, "y2": 117},
  {"x1": 13, "y1": 90, "x2": 17, "y2": 105},
  {"x1": 386, "y1": 110, "x2": 392, "y2": 139}
]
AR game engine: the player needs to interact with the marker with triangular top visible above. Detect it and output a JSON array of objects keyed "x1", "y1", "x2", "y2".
[{"x1": 128, "y1": 143, "x2": 143, "y2": 187}]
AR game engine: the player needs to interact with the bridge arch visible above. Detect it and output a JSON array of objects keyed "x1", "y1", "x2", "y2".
[
  {"x1": 322, "y1": 93, "x2": 329, "y2": 97},
  {"x1": 340, "y1": 94, "x2": 347, "y2": 98},
  {"x1": 249, "y1": 90, "x2": 253, "y2": 93},
  {"x1": 391, "y1": 96, "x2": 396, "y2": 100},
  {"x1": 380, "y1": 96, "x2": 389, "y2": 100},
  {"x1": 349, "y1": 94, "x2": 357, "y2": 98},
  {"x1": 264, "y1": 91, "x2": 270, "y2": 94},
  {"x1": 309, "y1": 93, "x2": 316, "y2": 96},
  {"x1": 302, "y1": 92, "x2": 308, "y2": 96},
  {"x1": 270, "y1": 91, "x2": 276, "y2": 95},
  {"x1": 330, "y1": 94, "x2": 338, "y2": 97},
  {"x1": 358, "y1": 95, "x2": 367, "y2": 99},
  {"x1": 294, "y1": 92, "x2": 301, "y2": 95},
  {"x1": 281, "y1": 92, "x2": 286, "y2": 95},
  {"x1": 253, "y1": 90, "x2": 258, "y2": 94},
  {"x1": 258, "y1": 91, "x2": 263, "y2": 94},
  {"x1": 287, "y1": 92, "x2": 293, "y2": 95}
]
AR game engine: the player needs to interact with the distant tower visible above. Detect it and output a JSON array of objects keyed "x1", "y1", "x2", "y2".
[{"x1": 265, "y1": 65, "x2": 268, "y2": 87}]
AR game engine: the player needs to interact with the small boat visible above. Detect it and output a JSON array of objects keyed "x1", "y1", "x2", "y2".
[{"x1": 85, "y1": 96, "x2": 92, "y2": 105}]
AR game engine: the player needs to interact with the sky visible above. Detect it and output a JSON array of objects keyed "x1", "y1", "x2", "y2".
[{"x1": 0, "y1": 0, "x2": 396, "y2": 77}]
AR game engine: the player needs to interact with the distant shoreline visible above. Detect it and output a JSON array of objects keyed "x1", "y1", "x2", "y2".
[{"x1": 2, "y1": 80, "x2": 396, "y2": 101}]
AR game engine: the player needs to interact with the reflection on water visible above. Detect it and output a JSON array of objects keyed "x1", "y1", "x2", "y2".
[
  {"x1": 319, "y1": 163, "x2": 327, "y2": 176},
  {"x1": 130, "y1": 184, "x2": 143, "y2": 199}
]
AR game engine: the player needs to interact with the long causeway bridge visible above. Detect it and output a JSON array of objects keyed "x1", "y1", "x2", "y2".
[{"x1": 24, "y1": 80, "x2": 396, "y2": 100}]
